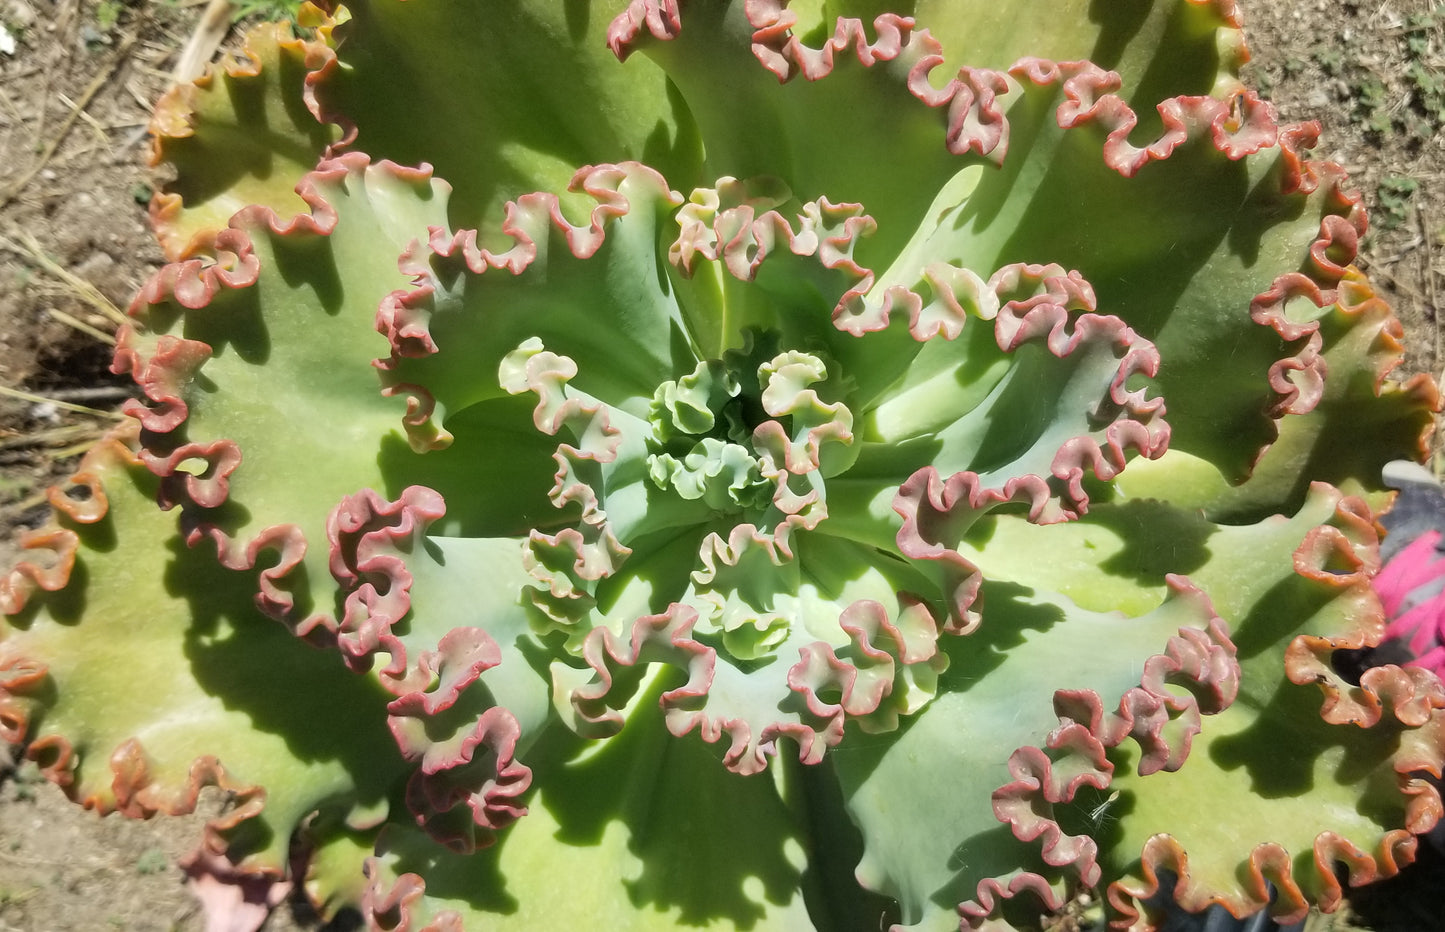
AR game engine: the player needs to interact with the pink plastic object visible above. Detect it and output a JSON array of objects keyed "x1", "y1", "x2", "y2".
[{"x1": 1374, "y1": 529, "x2": 1445, "y2": 676}]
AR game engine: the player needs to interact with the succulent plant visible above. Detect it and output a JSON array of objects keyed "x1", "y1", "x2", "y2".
[{"x1": 3, "y1": 1, "x2": 1444, "y2": 929}]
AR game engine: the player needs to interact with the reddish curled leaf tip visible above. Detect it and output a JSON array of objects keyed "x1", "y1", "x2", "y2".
[
  {"x1": 1100, "y1": 496, "x2": 1445, "y2": 928},
  {"x1": 384, "y1": 629, "x2": 531, "y2": 850},
  {"x1": 745, "y1": 0, "x2": 915, "y2": 82},
  {"x1": 13, "y1": 730, "x2": 277, "y2": 879},
  {"x1": 1333, "y1": 269, "x2": 1445, "y2": 431},
  {"x1": 892, "y1": 290, "x2": 1169, "y2": 627},
  {"x1": 126, "y1": 156, "x2": 429, "y2": 451},
  {"x1": 441, "y1": 161, "x2": 676, "y2": 273},
  {"x1": 791, "y1": 596, "x2": 946, "y2": 735},
  {"x1": 1247, "y1": 187, "x2": 1368, "y2": 420},
  {"x1": 969, "y1": 582, "x2": 1235, "y2": 926},
  {"x1": 323, "y1": 485, "x2": 446, "y2": 677},
  {"x1": 1107, "y1": 792, "x2": 1440, "y2": 930},
  {"x1": 671, "y1": 182, "x2": 875, "y2": 285},
  {"x1": 361, "y1": 855, "x2": 466, "y2": 932},
  {"x1": 111, "y1": 327, "x2": 209, "y2": 439},
  {"x1": 731, "y1": 4, "x2": 1289, "y2": 183},
  {"x1": 108, "y1": 741, "x2": 269, "y2": 857},
  {"x1": 679, "y1": 2, "x2": 1368, "y2": 445},
  {"x1": 302, "y1": 491, "x2": 539, "y2": 855},
  {"x1": 561, "y1": 578, "x2": 949, "y2": 776},
  {"x1": 128, "y1": 228, "x2": 261, "y2": 318},
  {"x1": 710, "y1": 2, "x2": 1368, "y2": 439},
  {"x1": 375, "y1": 163, "x2": 679, "y2": 450},
  {"x1": 0, "y1": 649, "x2": 47, "y2": 747},
  {"x1": 119, "y1": 156, "x2": 456, "y2": 632},
  {"x1": 147, "y1": 18, "x2": 342, "y2": 261},
  {"x1": 560, "y1": 604, "x2": 833, "y2": 776},
  {"x1": 1278, "y1": 486, "x2": 1445, "y2": 728},
  {"x1": 606, "y1": 0, "x2": 681, "y2": 59},
  {"x1": 893, "y1": 468, "x2": 1049, "y2": 628},
  {"x1": 402, "y1": 706, "x2": 533, "y2": 854},
  {"x1": 988, "y1": 732, "x2": 1113, "y2": 879},
  {"x1": 843, "y1": 264, "x2": 1169, "y2": 491},
  {"x1": 1, "y1": 431, "x2": 160, "y2": 802},
  {"x1": 386, "y1": 627, "x2": 502, "y2": 724},
  {"x1": 140, "y1": 151, "x2": 434, "y2": 324},
  {"x1": 0, "y1": 528, "x2": 78, "y2": 618},
  {"x1": 1, "y1": 424, "x2": 143, "y2": 616}
]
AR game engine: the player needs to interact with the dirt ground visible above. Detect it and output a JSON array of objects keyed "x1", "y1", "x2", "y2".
[{"x1": 0, "y1": 0, "x2": 1441, "y2": 930}]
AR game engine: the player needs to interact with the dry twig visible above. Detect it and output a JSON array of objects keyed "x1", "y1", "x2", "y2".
[
  {"x1": 46, "y1": 308, "x2": 117, "y2": 345},
  {"x1": 172, "y1": 0, "x2": 237, "y2": 84},
  {"x1": 0, "y1": 385, "x2": 128, "y2": 420},
  {"x1": 0, "y1": 229, "x2": 128, "y2": 328}
]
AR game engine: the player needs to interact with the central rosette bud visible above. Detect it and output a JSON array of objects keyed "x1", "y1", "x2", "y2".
[{"x1": 646, "y1": 334, "x2": 856, "y2": 522}]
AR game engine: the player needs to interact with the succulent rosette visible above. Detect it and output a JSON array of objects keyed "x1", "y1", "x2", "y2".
[{"x1": 3, "y1": 0, "x2": 1444, "y2": 929}]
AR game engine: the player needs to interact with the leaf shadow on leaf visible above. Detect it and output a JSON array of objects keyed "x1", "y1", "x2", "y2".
[
  {"x1": 561, "y1": 0, "x2": 587, "y2": 42},
  {"x1": 6, "y1": 558, "x2": 86, "y2": 630},
  {"x1": 949, "y1": 92, "x2": 1059, "y2": 243},
  {"x1": 1227, "y1": 572, "x2": 1338, "y2": 668},
  {"x1": 996, "y1": 135, "x2": 1241, "y2": 337},
  {"x1": 642, "y1": 82, "x2": 704, "y2": 194},
  {"x1": 1123, "y1": 0, "x2": 1232, "y2": 139},
  {"x1": 177, "y1": 276, "x2": 271, "y2": 365},
  {"x1": 933, "y1": 822, "x2": 1059, "y2": 922},
  {"x1": 830, "y1": 581, "x2": 1067, "y2": 792},
  {"x1": 1226, "y1": 160, "x2": 1310, "y2": 271},
  {"x1": 270, "y1": 230, "x2": 344, "y2": 317},
  {"x1": 375, "y1": 821, "x2": 518, "y2": 915},
  {"x1": 1222, "y1": 379, "x2": 1439, "y2": 528},
  {"x1": 786, "y1": 755, "x2": 903, "y2": 932},
  {"x1": 543, "y1": 694, "x2": 804, "y2": 926},
  {"x1": 1089, "y1": 499, "x2": 1214, "y2": 584},
  {"x1": 376, "y1": 394, "x2": 566, "y2": 539},
  {"x1": 1207, "y1": 678, "x2": 1404, "y2": 802},
  {"x1": 965, "y1": 345, "x2": 1063, "y2": 477},
  {"x1": 947, "y1": 109, "x2": 1292, "y2": 480},
  {"x1": 172, "y1": 498, "x2": 324, "y2": 628},
  {"x1": 593, "y1": 526, "x2": 704, "y2": 619},
  {"x1": 169, "y1": 120, "x2": 321, "y2": 217},
  {"x1": 277, "y1": 51, "x2": 335, "y2": 148},
  {"x1": 1087, "y1": 0, "x2": 1152, "y2": 72},
  {"x1": 167, "y1": 46, "x2": 336, "y2": 212},
  {"x1": 168, "y1": 536, "x2": 406, "y2": 810},
  {"x1": 950, "y1": 581, "x2": 1069, "y2": 679},
  {"x1": 398, "y1": 689, "x2": 811, "y2": 928}
]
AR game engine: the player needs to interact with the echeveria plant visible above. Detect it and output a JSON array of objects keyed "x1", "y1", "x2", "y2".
[{"x1": 4, "y1": 1, "x2": 1444, "y2": 929}]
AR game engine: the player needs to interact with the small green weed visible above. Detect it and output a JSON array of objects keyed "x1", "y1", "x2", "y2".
[
  {"x1": 1305, "y1": 6, "x2": 1444, "y2": 147},
  {"x1": 0, "y1": 887, "x2": 39, "y2": 908},
  {"x1": 8, "y1": 759, "x2": 42, "y2": 802},
  {"x1": 1376, "y1": 174, "x2": 1420, "y2": 231},
  {"x1": 134, "y1": 848, "x2": 169, "y2": 876},
  {"x1": 1313, "y1": 45, "x2": 1345, "y2": 77},
  {"x1": 94, "y1": 0, "x2": 121, "y2": 30},
  {"x1": 230, "y1": 0, "x2": 304, "y2": 24}
]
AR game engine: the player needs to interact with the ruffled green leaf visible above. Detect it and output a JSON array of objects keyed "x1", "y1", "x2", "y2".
[
  {"x1": 0, "y1": 429, "x2": 402, "y2": 873},
  {"x1": 148, "y1": 13, "x2": 341, "y2": 260},
  {"x1": 317, "y1": 0, "x2": 703, "y2": 229},
  {"x1": 360, "y1": 695, "x2": 823, "y2": 930}
]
